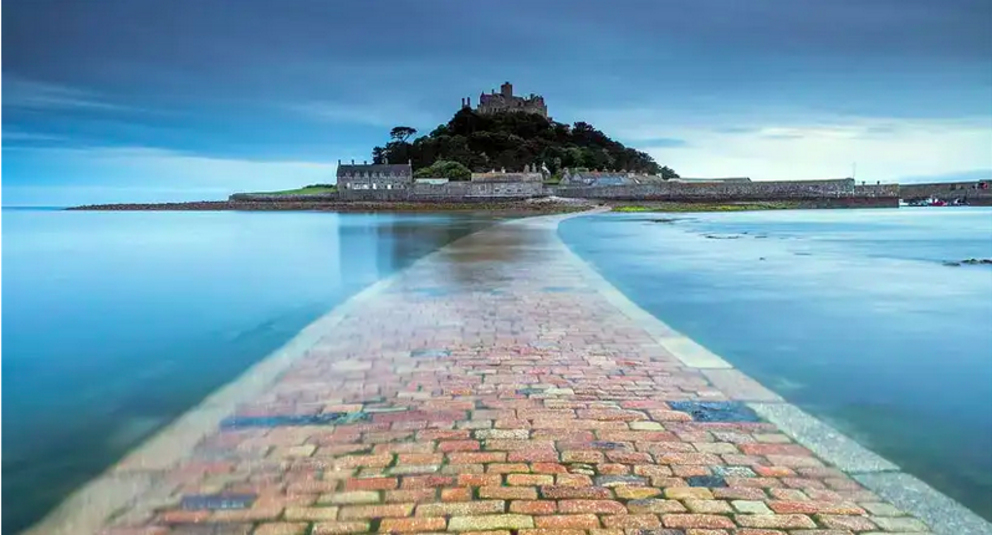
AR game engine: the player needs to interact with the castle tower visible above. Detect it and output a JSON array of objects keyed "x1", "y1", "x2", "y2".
[{"x1": 472, "y1": 82, "x2": 547, "y2": 118}]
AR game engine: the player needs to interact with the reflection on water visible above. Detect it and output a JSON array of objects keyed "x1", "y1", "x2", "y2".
[
  {"x1": 1, "y1": 209, "x2": 500, "y2": 533},
  {"x1": 560, "y1": 207, "x2": 992, "y2": 520},
  {"x1": 433, "y1": 225, "x2": 552, "y2": 288}
]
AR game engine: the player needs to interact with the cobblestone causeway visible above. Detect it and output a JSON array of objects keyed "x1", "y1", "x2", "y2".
[{"x1": 30, "y1": 214, "x2": 990, "y2": 535}]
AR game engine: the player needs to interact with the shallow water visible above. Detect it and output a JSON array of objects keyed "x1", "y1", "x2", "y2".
[
  {"x1": 560, "y1": 207, "x2": 992, "y2": 520},
  {"x1": 1, "y1": 209, "x2": 501, "y2": 533}
]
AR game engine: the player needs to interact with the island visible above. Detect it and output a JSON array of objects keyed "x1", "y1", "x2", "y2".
[{"x1": 70, "y1": 81, "x2": 992, "y2": 212}]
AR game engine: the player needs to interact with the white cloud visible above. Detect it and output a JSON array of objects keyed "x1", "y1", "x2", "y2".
[
  {"x1": 2, "y1": 76, "x2": 133, "y2": 111},
  {"x1": 1, "y1": 130, "x2": 67, "y2": 142},
  {"x1": 2, "y1": 146, "x2": 340, "y2": 206},
  {"x1": 285, "y1": 100, "x2": 439, "y2": 129},
  {"x1": 580, "y1": 107, "x2": 992, "y2": 182}
]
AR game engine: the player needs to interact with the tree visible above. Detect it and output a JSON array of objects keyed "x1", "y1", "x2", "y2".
[
  {"x1": 414, "y1": 160, "x2": 472, "y2": 180},
  {"x1": 371, "y1": 109, "x2": 673, "y2": 176},
  {"x1": 371, "y1": 146, "x2": 386, "y2": 164},
  {"x1": 389, "y1": 126, "x2": 417, "y2": 143},
  {"x1": 660, "y1": 166, "x2": 680, "y2": 180}
]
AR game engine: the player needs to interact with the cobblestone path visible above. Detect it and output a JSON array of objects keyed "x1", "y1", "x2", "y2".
[{"x1": 36, "y1": 215, "x2": 985, "y2": 535}]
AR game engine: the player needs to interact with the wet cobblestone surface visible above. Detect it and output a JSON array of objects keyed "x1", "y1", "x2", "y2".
[{"x1": 62, "y1": 216, "x2": 949, "y2": 534}]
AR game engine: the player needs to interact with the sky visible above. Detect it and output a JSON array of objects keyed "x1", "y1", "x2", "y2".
[{"x1": 2, "y1": 0, "x2": 991, "y2": 205}]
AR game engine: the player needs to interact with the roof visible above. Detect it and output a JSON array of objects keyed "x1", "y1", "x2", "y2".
[
  {"x1": 590, "y1": 177, "x2": 628, "y2": 186},
  {"x1": 337, "y1": 163, "x2": 412, "y2": 176},
  {"x1": 471, "y1": 172, "x2": 543, "y2": 183},
  {"x1": 672, "y1": 177, "x2": 751, "y2": 183}
]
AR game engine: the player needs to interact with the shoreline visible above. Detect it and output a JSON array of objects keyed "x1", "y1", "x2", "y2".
[
  {"x1": 65, "y1": 199, "x2": 599, "y2": 214},
  {"x1": 26, "y1": 210, "x2": 990, "y2": 535},
  {"x1": 65, "y1": 197, "x2": 901, "y2": 214}
]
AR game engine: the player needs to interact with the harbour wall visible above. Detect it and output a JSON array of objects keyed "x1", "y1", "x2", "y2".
[
  {"x1": 229, "y1": 178, "x2": 903, "y2": 206},
  {"x1": 550, "y1": 179, "x2": 898, "y2": 206},
  {"x1": 229, "y1": 192, "x2": 341, "y2": 202},
  {"x1": 899, "y1": 181, "x2": 992, "y2": 205}
]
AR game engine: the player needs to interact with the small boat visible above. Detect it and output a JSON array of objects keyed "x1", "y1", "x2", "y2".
[{"x1": 913, "y1": 195, "x2": 947, "y2": 207}]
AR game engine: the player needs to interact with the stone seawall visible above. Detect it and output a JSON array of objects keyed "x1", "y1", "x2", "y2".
[
  {"x1": 228, "y1": 192, "x2": 340, "y2": 202},
  {"x1": 229, "y1": 179, "x2": 900, "y2": 206},
  {"x1": 899, "y1": 182, "x2": 992, "y2": 204},
  {"x1": 225, "y1": 180, "x2": 992, "y2": 207},
  {"x1": 550, "y1": 180, "x2": 899, "y2": 207},
  {"x1": 550, "y1": 178, "x2": 898, "y2": 202},
  {"x1": 338, "y1": 180, "x2": 544, "y2": 202}
]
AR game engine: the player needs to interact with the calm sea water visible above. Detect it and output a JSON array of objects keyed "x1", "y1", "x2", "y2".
[
  {"x1": 560, "y1": 207, "x2": 992, "y2": 520},
  {"x1": 1, "y1": 209, "x2": 502, "y2": 533}
]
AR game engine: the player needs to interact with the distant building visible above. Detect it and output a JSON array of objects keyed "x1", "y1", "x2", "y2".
[
  {"x1": 336, "y1": 160, "x2": 413, "y2": 191},
  {"x1": 471, "y1": 165, "x2": 543, "y2": 183},
  {"x1": 462, "y1": 82, "x2": 548, "y2": 118},
  {"x1": 560, "y1": 170, "x2": 635, "y2": 186},
  {"x1": 415, "y1": 178, "x2": 449, "y2": 185},
  {"x1": 670, "y1": 177, "x2": 752, "y2": 183}
]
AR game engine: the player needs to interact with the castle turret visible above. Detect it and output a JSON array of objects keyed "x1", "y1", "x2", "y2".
[{"x1": 501, "y1": 82, "x2": 513, "y2": 98}]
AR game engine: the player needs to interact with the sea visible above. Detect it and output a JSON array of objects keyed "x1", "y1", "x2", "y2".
[
  {"x1": 559, "y1": 207, "x2": 992, "y2": 520},
  {"x1": 2, "y1": 206, "x2": 991, "y2": 530}
]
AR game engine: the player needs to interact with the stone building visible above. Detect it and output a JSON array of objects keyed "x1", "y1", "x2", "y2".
[
  {"x1": 471, "y1": 164, "x2": 544, "y2": 183},
  {"x1": 560, "y1": 170, "x2": 635, "y2": 187},
  {"x1": 670, "y1": 177, "x2": 752, "y2": 183},
  {"x1": 462, "y1": 82, "x2": 548, "y2": 118},
  {"x1": 336, "y1": 160, "x2": 413, "y2": 192}
]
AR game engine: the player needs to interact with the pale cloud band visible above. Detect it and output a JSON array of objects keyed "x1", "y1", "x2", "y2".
[
  {"x1": 3, "y1": 147, "x2": 340, "y2": 206},
  {"x1": 585, "y1": 109, "x2": 992, "y2": 182}
]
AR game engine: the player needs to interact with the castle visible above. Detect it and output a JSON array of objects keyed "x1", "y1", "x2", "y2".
[{"x1": 461, "y1": 82, "x2": 548, "y2": 118}]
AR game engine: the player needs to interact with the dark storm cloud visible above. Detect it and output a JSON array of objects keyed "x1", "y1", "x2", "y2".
[
  {"x1": 5, "y1": 0, "x2": 989, "y2": 110},
  {"x1": 2, "y1": 0, "x2": 990, "y2": 203}
]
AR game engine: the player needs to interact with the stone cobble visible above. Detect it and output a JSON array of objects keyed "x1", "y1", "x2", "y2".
[{"x1": 96, "y1": 218, "x2": 936, "y2": 535}]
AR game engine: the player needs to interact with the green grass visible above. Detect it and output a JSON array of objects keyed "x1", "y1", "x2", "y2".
[
  {"x1": 252, "y1": 185, "x2": 337, "y2": 195},
  {"x1": 611, "y1": 201, "x2": 799, "y2": 213},
  {"x1": 611, "y1": 205, "x2": 653, "y2": 212}
]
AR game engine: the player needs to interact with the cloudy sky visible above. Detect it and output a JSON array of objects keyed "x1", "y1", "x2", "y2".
[{"x1": 3, "y1": 0, "x2": 990, "y2": 205}]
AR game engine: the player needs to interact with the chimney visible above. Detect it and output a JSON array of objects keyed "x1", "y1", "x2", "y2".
[{"x1": 467, "y1": 96, "x2": 471, "y2": 107}]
